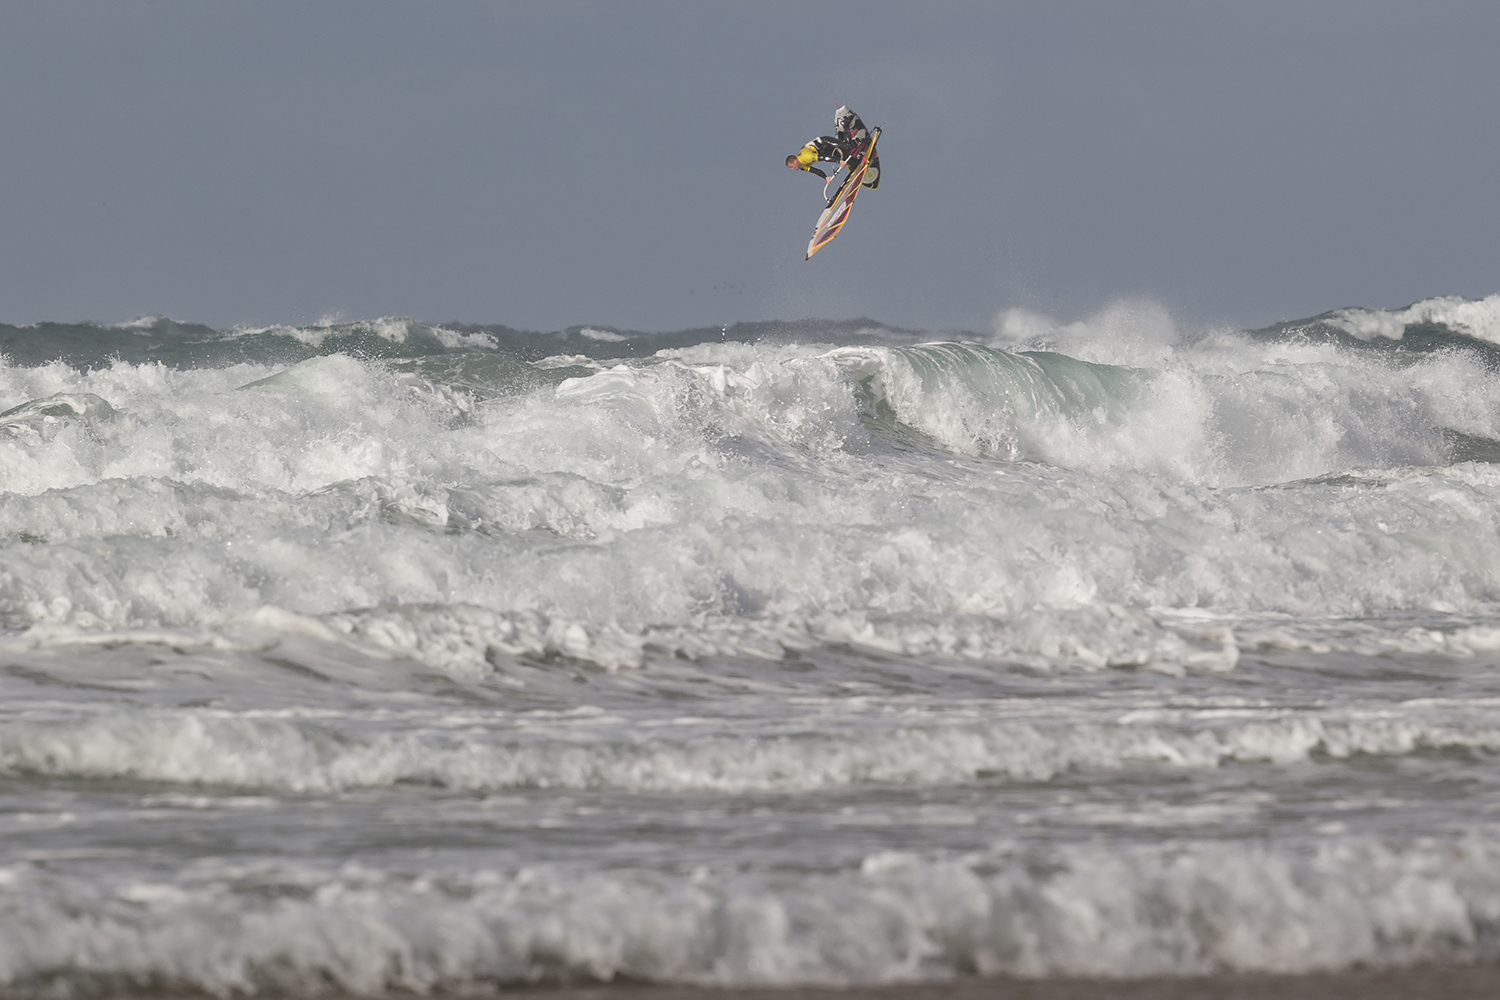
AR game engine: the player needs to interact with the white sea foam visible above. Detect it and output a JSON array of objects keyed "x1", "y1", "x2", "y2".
[
  {"x1": 429, "y1": 325, "x2": 499, "y2": 350},
  {"x1": 223, "y1": 316, "x2": 431, "y2": 348},
  {"x1": 579, "y1": 327, "x2": 627, "y2": 342},
  {"x1": 106, "y1": 315, "x2": 170, "y2": 331},
  {"x1": 0, "y1": 835, "x2": 1496, "y2": 993},
  {"x1": 0, "y1": 705, "x2": 1492, "y2": 793},
  {"x1": 1324, "y1": 293, "x2": 1500, "y2": 343},
  {"x1": 5, "y1": 302, "x2": 1500, "y2": 994},
  {"x1": 4, "y1": 336, "x2": 1500, "y2": 673}
]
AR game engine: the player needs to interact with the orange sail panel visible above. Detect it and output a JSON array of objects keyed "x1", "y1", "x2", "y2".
[{"x1": 805, "y1": 128, "x2": 880, "y2": 260}]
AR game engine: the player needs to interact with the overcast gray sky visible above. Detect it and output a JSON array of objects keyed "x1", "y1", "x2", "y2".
[{"x1": 2, "y1": 1, "x2": 1496, "y2": 333}]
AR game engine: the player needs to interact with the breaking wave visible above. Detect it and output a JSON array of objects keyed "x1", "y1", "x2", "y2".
[
  {"x1": 3, "y1": 836, "x2": 1498, "y2": 994},
  {"x1": 5, "y1": 295, "x2": 1500, "y2": 995}
]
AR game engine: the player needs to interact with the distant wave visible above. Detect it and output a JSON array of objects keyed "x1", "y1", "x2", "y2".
[
  {"x1": 0, "y1": 315, "x2": 946, "y2": 370},
  {"x1": 1246, "y1": 294, "x2": 1500, "y2": 366},
  {"x1": 6, "y1": 293, "x2": 1499, "y2": 371}
]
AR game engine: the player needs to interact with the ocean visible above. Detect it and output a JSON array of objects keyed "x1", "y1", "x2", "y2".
[{"x1": 2, "y1": 296, "x2": 1500, "y2": 996}]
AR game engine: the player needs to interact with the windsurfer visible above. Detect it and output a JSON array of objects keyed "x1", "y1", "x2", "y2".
[{"x1": 785, "y1": 105, "x2": 881, "y2": 192}]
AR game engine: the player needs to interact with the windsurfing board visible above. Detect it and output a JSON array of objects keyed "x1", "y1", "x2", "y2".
[{"x1": 806, "y1": 127, "x2": 881, "y2": 260}]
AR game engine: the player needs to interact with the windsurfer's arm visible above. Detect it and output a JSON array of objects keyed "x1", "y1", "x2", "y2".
[{"x1": 790, "y1": 142, "x2": 831, "y2": 178}]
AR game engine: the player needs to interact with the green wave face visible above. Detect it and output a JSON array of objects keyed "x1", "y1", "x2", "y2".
[{"x1": 834, "y1": 342, "x2": 1145, "y2": 464}]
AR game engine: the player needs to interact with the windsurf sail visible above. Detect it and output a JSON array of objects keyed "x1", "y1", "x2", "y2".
[{"x1": 806, "y1": 127, "x2": 880, "y2": 260}]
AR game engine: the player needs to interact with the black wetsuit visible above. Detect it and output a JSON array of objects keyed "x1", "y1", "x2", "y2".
[
  {"x1": 835, "y1": 111, "x2": 880, "y2": 190},
  {"x1": 790, "y1": 108, "x2": 880, "y2": 190},
  {"x1": 792, "y1": 136, "x2": 846, "y2": 179}
]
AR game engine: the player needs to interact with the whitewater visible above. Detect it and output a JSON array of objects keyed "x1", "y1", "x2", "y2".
[{"x1": 3, "y1": 295, "x2": 1500, "y2": 996}]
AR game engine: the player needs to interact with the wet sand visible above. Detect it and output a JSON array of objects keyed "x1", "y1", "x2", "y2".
[{"x1": 510, "y1": 964, "x2": 1500, "y2": 1000}]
